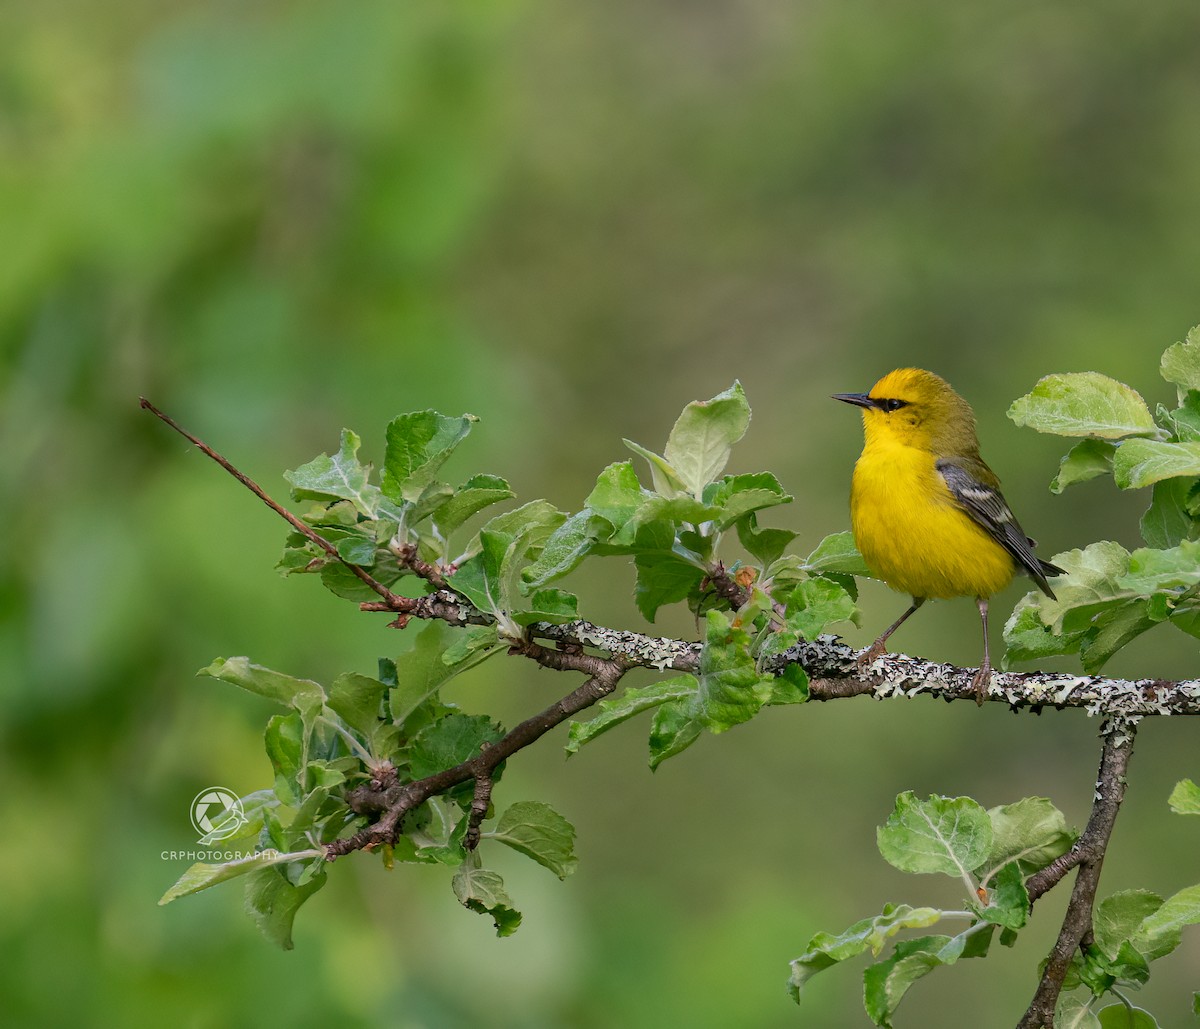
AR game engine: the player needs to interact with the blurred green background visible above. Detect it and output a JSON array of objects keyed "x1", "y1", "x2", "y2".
[{"x1": 3, "y1": 0, "x2": 1199, "y2": 1025}]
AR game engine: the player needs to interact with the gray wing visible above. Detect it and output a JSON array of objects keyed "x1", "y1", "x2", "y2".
[{"x1": 935, "y1": 458, "x2": 1057, "y2": 598}]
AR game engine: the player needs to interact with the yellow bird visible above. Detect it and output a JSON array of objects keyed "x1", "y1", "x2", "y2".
[{"x1": 834, "y1": 368, "x2": 1063, "y2": 704}]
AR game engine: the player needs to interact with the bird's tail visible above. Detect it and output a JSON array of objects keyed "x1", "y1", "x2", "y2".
[{"x1": 1035, "y1": 557, "x2": 1066, "y2": 600}]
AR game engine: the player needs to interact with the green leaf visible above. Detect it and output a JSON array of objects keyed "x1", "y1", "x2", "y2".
[
  {"x1": 978, "y1": 863, "x2": 1028, "y2": 929},
  {"x1": 511, "y1": 588, "x2": 579, "y2": 626},
  {"x1": 1008, "y1": 372, "x2": 1156, "y2": 439},
  {"x1": 159, "y1": 848, "x2": 320, "y2": 905},
  {"x1": 566, "y1": 676, "x2": 698, "y2": 755},
  {"x1": 1161, "y1": 326, "x2": 1200, "y2": 393},
  {"x1": 736, "y1": 512, "x2": 797, "y2": 567},
  {"x1": 1055, "y1": 992, "x2": 1101, "y2": 1029},
  {"x1": 1114, "y1": 439, "x2": 1200, "y2": 490},
  {"x1": 243, "y1": 864, "x2": 326, "y2": 950},
  {"x1": 265, "y1": 713, "x2": 305, "y2": 805},
  {"x1": 409, "y1": 713, "x2": 505, "y2": 782},
  {"x1": 785, "y1": 577, "x2": 858, "y2": 640},
  {"x1": 520, "y1": 511, "x2": 611, "y2": 591},
  {"x1": 1140, "y1": 477, "x2": 1198, "y2": 548},
  {"x1": 634, "y1": 551, "x2": 705, "y2": 622},
  {"x1": 327, "y1": 672, "x2": 387, "y2": 739},
  {"x1": 662, "y1": 382, "x2": 751, "y2": 497},
  {"x1": 1096, "y1": 1005, "x2": 1159, "y2": 1029},
  {"x1": 388, "y1": 621, "x2": 472, "y2": 734},
  {"x1": 862, "y1": 927, "x2": 994, "y2": 1028},
  {"x1": 1118, "y1": 539, "x2": 1200, "y2": 593},
  {"x1": 382, "y1": 411, "x2": 476, "y2": 502},
  {"x1": 694, "y1": 609, "x2": 773, "y2": 731},
  {"x1": 199, "y1": 657, "x2": 325, "y2": 727},
  {"x1": 1093, "y1": 890, "x2": 1164, "y2": 961},
  {"x1": 1051, "y1": 439, "x2": 1118, "y2": 493},
  {"x1": 452, "y1": 857, "x2": 521, "y2": 937},
  {"x1": 1002, "y1": 593, "x2": 1087, "y2": 667},
  {"x1": 979, "y1": 797, "x2": 1076, "y2": 880},
  {"x1": 1158, "y1": 391, "x2": 1200, "y2": 442},
  {"x1": 622, "y1": 439, "x2": 689, "y2": 498},
  {"x1": 446, "y1": 530, "x2": 509, "y2": 614},
  {"x1": 1024, "y1": 542, "x2": 1132, "y2": 634},
  {"x1": 647, "y1": 699, "x2": 703, "y2": 770},
  {"x1": 877, "y1": 793, "x2": 991, "y2": 883},
  {"x1": 1169, "y1": 778, "x2": 1200, "y2": 815},
  {"x1": 284, "y1": 428, "x2": 382, "y2": 518},
  {"x1": 705, "y1": 472, "x2": 792, "y2": 529},
  {"x1": 585, "y1": 461, "x2": 648, "y2": 528},
  {"x1": 804, "y1": 531, "x2": 872, "y2": 576},
  {"x1": 1078, "y1": 598, "x2": 1160, "y2": 674},
  {"x1": 1132, "y1": 883, "x2": 1200, "y2": 961},
  {"x1": 485, "y1": 801, "x2": 578, "y2": 879},
  {"x1": 431, "y1": 474, "x2": 515, "y2": 535},
  {"x1": 787, "y1": 903, "x2": 944, "y2": 1000},
  {"x1": 441, "y1": 624, "x2": 503, "y2": 669}
]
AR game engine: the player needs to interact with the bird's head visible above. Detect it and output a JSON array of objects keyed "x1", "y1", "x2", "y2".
[{"x1": 833, "y1": 368, "x2": 979, "y2": 455}]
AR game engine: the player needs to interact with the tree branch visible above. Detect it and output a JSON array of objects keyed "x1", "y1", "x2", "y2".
[{"x1": 1017, "y1": 717, "x2": 1139, "y2": 1029}]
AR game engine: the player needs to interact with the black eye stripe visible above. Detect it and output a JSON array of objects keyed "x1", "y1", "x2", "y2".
[{"x1": 881, "y1": 398, "x2": 908, "y2": 412}]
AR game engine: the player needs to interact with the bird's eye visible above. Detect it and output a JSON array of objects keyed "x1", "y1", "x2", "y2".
[{"x1": 882, "y1": 398, "x2": 908, "y2": 412}]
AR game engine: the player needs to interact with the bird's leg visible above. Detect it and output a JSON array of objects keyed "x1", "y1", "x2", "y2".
[
  {"x1": 971, "y1": 596, "x2": 991, "y2": 706},
  {"x1": 858, "y1": 597, "x2": 925, "y2": 669}
]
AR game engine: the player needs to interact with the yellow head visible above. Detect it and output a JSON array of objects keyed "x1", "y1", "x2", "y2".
[{"x1": 833, "y1": 368, "x2": 980, "y2": 456}]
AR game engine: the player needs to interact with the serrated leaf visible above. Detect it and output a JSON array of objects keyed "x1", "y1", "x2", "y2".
[
  {"x1": 431, "y1": 474, "x2": 515, "y2": 535},
  {"x1": 409, "y1": 714, "x2": 505, "y2": 781},
  {"x1": 452, "y1": 858, "x2": 521, "y2": 936},
  {"x1": 441, "y1": 624, "x2": 502, "y2": 669},
  {"x1": 622, "y1": 439, "x2": 689, "y2": 498},
  {"x1": 1024, "y1": 542, "x2": 1132, "y2": 634},
  {"x1": 1008, "y1": 372, "x2": 1156, "y2": 439},
  {"x1": 1118, "y1": 539, "x2": 1200, "y2": 593},
  {"x1": 1114, "y1": 439, "x2": 1200, "y2": 490},
  {"x1": 566, "y1": 676, "x2": 698, "y2": 755},
  {"x1": 520, "y1": 511, "x2": 612, "y2": 591},
  {"x1": 695, "y1": 609, "x2": 773, "y2": 732},
  {"x1": 736, "y1": 512, "x2": 797, "y2": 566},
  {"x1": 877, "y1": 792, "x2": 991, "y2": 883},
  {"x1": 1169, "y1": 778, "x2": 1200, "y2": 815},
  {"x1": 803, "y1": 530, "x2": 873, "y2": 576},
  {"x1": 485, "y1": 801, "x2": 578, "y2": 879},
  {"x1": 382, "y1": 411, "x2": 476, "y2": 502},
  {"x1": 388, "y1": 621, "x2": 476, "y2": 733},
  {"x1": 1162, "y1": 326, "x2": 1200, "y2": 393},
  {"x1": 585, "y1": 461, "x2": 648, "y2": 526},
  {"x1": 1158, "y1": 391, "x2": 1200, "y2": 442},
  {"x1": 1096, "y1": 1005, "x2": 1159, "y2": 1029},
  {"x1": 705, "y1": 472, "x2": 792, "y2": 528},
  {"x1": 663, "y1": 382, "x2": 751, "y2": 497},
  {"x1": 159, "y1": 848, "x2": 320, "y2": 905},
  {"x1": 284, "y1": 428, "x2": 383, "y2": 518},
  {"x1": 1002, "y1": 593, "x2": 1087, "y2": 667},
  {"x1": 511, "y1": 588, "x2": 579, "y2": 626},
  {"x1": 1132, "y1": 883, "x2": 1200, "y2": 961},
  {"x1": 1140, "y1": 477, "x2": 1198, "y2": 548},
  {"x1": 785, "y1": 577, "x2": 858, "y2": 640},
  {"x1": 243, "y1": 863, "x2": 326, "y2": 950},
  {"x1": 265, "y1": 713, "x2": 305, "y2": 805},
  {"x1": 979, "y1": 797, "x2": 1076, "y2": 880},
  {"x1": 862, "y1": 928, "x2": 993, "y2": 1028},
  {"x1": 634, "y1": 551, "x2": 705, "y2": 622},
  {"x1": 1055, "y1": 992, "x2": 1101, "y2": 1029},
  {"x1": 787, "y1": 903, "x2": 943, "y2": 1000},
  {"x1": 1079, "y1": 598, "x2": 1159, "y2": 673},
  {"x1": 978, "y1": 862, "x2": 1028, "y2": 929},
  {"x1": 1051, "y1": 439, "x2": 1118, "y2": 493},
  {"x1": 199, "y1": 657, "x2": 326, "y2": 724},
  {"x1": 327, "y1": 672, "x2": 388, "y2": 739},
  {"x1": 647, "y1": 699, "x2": 703, "y2": 770},
  {"x1": 1093, "y1": 890, "x2": 1164, "y2": 961}
]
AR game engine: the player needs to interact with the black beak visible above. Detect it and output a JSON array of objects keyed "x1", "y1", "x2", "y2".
[{"x1": 832, "y1": 392, "x2": 878, "y2": 410}]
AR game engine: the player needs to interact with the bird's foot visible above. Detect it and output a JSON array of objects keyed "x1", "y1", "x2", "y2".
[
  {"x1": 970, "y1": 662, "x2": 992, "y2": 707},
  {"x1": 857, "y1": 640, "x2": 888, "y2": 671}
]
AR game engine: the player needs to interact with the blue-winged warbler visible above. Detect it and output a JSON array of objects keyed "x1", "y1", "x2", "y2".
[{"x1": 834, "y1": 368, "x2": 1063, "y2": 704}]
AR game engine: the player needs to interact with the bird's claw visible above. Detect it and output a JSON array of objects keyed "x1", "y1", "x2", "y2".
[{"x1": 971, "y1": 664, "x2": 992, "y2": 707}]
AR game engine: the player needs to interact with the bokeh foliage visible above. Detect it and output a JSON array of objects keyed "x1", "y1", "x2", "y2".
[{"x1": 3, "y1": 0, "x2": 1200, "y2": 1025}]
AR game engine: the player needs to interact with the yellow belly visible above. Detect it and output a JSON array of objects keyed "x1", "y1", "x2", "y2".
[{"x1": 850, "y1": 444, "x2": 1015, "y2": 600}]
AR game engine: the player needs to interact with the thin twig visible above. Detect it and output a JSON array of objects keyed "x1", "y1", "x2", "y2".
[
  {"x1": 139, "y1": 398, "x2": 406, "y2": 607},
  {"x1": 1017, "y1": 717, "x2": 1139, "y2": 1028}
]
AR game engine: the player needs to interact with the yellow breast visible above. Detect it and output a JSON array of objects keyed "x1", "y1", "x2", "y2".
[{"x1": 850, "y1": 439, "x2": 1015, "y2": 600}]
